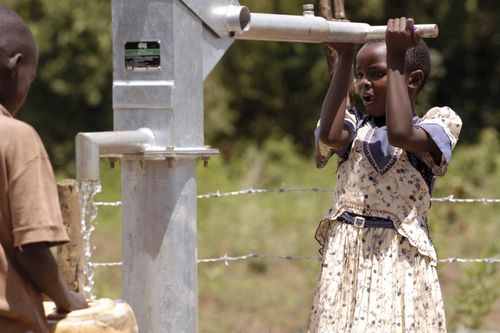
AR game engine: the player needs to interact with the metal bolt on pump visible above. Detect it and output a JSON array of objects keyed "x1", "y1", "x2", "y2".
[{"x1": 303, "y1": 4, "x2": 315, "y2": 16}]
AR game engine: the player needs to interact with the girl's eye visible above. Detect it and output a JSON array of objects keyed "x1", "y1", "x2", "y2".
[{"x1": 372, "y1": 71, "x2": 385, "y2": 79}]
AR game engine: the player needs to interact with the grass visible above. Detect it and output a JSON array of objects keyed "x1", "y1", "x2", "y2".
[{"x1": 76, "y1": 131, "x2": 499, "y2": 332}]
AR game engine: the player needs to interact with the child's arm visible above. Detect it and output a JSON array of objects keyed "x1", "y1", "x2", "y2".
[
  {"x1": 16, "y1": 242, "x2": 88, "y2": 313},
  {"x1": 385, "y1": 17, "x2": 441, "y2": 158},
  {"x1": 318, "y1": 43, "x2": 355, "y2": 149}
]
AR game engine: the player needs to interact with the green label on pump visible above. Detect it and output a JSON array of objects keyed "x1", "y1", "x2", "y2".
[{"x1": 125, "y1": 41, "x2": 160, "y2": 71}]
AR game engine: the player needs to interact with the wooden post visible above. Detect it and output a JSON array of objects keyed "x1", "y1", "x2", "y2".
[
  {"x1": 46, "y1": 180, "x2": 139, "y2": 332},
  {"x1": 314, "y1": 0, "x2": 348, "y2": 77},
  {"x1": 314, "y1": 0, "x2": 352, "y2": 107},
  {"x1": 56, "y1": 179, "x2": 84, "y2": 293}
]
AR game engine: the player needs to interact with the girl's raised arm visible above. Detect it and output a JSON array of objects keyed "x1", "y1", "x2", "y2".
[
  {"x1": 318, "y1": 43, "x2": 355, "y2": 150},
  {"x1": 385, "y1": 17, "x2": 441, "y2": 158}
]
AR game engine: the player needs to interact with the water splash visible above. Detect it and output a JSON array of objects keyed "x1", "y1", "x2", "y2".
[{"x1": 78, "y1": 180, "x2": 102, "y2": 300}]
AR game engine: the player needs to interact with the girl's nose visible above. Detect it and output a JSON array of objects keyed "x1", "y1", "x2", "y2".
[
  {"x1": 355, "y1": 77, "x2": 371, "y2": 94},
  {"x1": 360, "y1": 77, "x2": 371, "y2": 87}
]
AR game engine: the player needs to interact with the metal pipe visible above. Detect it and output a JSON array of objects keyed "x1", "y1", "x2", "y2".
[
  {"x1": 75, "y1": 128, "x2": 155, "y2": 181},
  {"x1": 235, "y1": 13, "x2": 438, "y2": 43},
  {"x1": 211, "y1": 5, "x2": 251, "y2": 35}
]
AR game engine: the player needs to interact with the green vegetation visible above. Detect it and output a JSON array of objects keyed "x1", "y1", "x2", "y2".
[
  {"x1": 429, "y1": 129, "x2": 500, "y2": 330},
  {"x1": 3, "y1": 0, "x2": 499, "y2": 169},
  {"x1": 87, "y1": 130, "x2": 499, "y2": 332}
]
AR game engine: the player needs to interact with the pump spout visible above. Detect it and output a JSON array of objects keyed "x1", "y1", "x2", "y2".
[{"x1": 76, "y1": 128, "x2": 155, "y2": 181}]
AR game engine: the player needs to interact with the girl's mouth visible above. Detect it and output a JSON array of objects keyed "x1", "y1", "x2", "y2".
[{"x1": 362, "y1": 94, "x2": 374, "y2": 104}]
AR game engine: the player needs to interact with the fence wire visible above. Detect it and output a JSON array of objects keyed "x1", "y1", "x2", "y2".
[
  {"x1": 92, "y1": 187, "x2": 499, "y2": 268},
  {"x1": 95, "y1": 187, "x2": 500, "y2": 206},
  {"x1": 91, "y1": 254, "x2": 500, "y2": 268}
]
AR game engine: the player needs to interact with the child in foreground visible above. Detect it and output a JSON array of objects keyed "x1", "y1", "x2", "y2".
[
  {"x1": 309, "y1": 17, "x2": 461, "y2": 332},
  {"x1": 0, "y1": 5, "x2": 87, "y2": 333}
]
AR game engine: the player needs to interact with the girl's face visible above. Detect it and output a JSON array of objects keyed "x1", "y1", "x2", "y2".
[{"x1": 355, "y1": 42, "x2": 387, "y2": 118}]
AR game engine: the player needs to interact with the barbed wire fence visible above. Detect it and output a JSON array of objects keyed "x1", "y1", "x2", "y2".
[
  {"x1": 96, "y1": 187, "x2": 500, "y2": 205},
  {"x1": 92, "y1": 187, "x2": 500, "y2": 268},
  {"x1": 91, "y1": 254, "x2": 500, "y2": 268}
]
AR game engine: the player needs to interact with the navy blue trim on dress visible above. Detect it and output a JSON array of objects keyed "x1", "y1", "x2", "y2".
[
  {"x1": 415, "y1": 122, "x2": 452, "y2": 164},
  {"x1": 362, "y1": 127, "x2": 402, "y2": 175},
  {"x1": 407, "y1": 152, "x2": 436, "y2": 193},
  {"x1": 313, "y1": 108, "x2": 452, "y2": 176},
  {"x1": 313, "y1": 109, "x2": 359, "y2": 168}
]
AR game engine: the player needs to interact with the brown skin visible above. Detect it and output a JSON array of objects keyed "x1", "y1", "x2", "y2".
[
  {"x1": 385, "y1": 17, "x2": 440, "y2": 157},
  {"x1": 318, "y1": 17, "x2": 441, "y2": 160},
  {"x1": 16, "y1": 243, "x2": 88, "y2": 313},
  {"x1": 355, "y1": 43, "x2": 388, "y2": 122},
  {"x1": 0, "y1": 52, "x2": 35, "y2": 115},
  {"x1": 1, "y1": 49, "x2": 88, "y2": 312},
  {"x1": 318, "y1": 42, "x2": 355, "y2": 149}
]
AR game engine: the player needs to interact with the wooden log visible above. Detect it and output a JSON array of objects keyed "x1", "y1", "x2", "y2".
[
  {"x1": 56, "y1": 179, "x2": 84, "y2": 293},
  {"x1": 314, "y1": 0, "x2": 352, "y2": 107},
  {"x1": 314, "y1": 0, "x2": 338, "y2": 77},
  {"x1": 48, "y1": 180, "x2": 139, "y2": 332}
]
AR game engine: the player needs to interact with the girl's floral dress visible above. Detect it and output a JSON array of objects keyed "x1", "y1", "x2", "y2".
[{"x1": 309, "y1": 107, "x2": 462, "y2": 332}]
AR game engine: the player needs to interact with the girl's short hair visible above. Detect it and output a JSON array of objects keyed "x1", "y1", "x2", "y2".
[{"x1": 406, "y1": 39, "x2": 431, "y2": 89}]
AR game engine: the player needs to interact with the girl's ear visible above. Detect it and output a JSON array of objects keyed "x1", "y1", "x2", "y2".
[
  {"x1": 6, "y1": 53, "x2": 23, "y2": 78},
  {"x1": 408, "y1": 69, "x2": 424, "y2": 91}
]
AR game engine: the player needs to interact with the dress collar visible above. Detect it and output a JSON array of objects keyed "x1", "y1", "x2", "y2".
[{"x1": 362, "y1": 114, "x2": 421, "y2": 129}]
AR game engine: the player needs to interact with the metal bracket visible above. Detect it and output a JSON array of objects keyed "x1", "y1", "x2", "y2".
[
  {"x1": 101, "y1": 146, "x2": 220, "y2": 161},
  {"x1": 179, "y1": 0, "x2": 250, "y2": 38}
]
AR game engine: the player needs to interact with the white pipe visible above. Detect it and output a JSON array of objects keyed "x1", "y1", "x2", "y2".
[
  {"x1": 76, "y1": 128, "x2": 155, "y2": 181},
  {"x1": 235, "y1": 13, "x2": 438, "y2": 43}
]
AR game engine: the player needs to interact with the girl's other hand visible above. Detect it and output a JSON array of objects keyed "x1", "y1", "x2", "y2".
[{"x1": 386, "y1": 17, "x2": 422, "y2": 55}]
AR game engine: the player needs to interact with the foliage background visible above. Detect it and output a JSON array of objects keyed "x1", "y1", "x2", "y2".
[
  {"x1": 1, "y1": 0, "x2": 498, "y2": 331},
  {"x1": 3, "y1": 0, "x2": 499, "y2": 166}
]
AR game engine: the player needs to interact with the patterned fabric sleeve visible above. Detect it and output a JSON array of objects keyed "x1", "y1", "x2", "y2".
[
  {"x1": 314, "y1": 109, "x2": 358, "y2": 168},
  {"x1": 414, "y1": 106, "x2": 462, "y2": 176}
]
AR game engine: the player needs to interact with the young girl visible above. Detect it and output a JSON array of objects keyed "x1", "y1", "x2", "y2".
[{"x1": 308, "y1": 18, "x2": 461, "y2": 332}]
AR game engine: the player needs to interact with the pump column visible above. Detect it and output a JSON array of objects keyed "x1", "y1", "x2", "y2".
[{"x1": 112, "y1": 0, "x2": 204, "y2": 332}]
